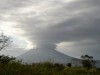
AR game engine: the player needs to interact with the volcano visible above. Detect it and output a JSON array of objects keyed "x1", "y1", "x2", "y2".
[
  {"x1": 17, "y1": 47, "x2": 100, "y2": 68},
  {"x1": 17, "y1": 48, "x2": 74, "y2": 64}
]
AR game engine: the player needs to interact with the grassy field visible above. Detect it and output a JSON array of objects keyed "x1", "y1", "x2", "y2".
[{"x1": 0, "y1": 61, "x2": 100, "y2": 75}]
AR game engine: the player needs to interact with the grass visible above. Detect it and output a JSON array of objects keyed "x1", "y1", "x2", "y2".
[{"x1": 0, "y1": 61, "x2": 100, "y2": 75}]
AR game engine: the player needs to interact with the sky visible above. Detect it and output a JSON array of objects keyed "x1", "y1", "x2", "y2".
[{"x1": 0, "y1": 0, "x2": 100, "y2": 59}]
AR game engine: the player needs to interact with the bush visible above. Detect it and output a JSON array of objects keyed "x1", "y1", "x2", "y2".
[
  {"x1": 0, "y1": 55, "x2": 15, "y2": 64},
  {"x1": 67, "y1": 63, "x2": 72, "y2": 67}
]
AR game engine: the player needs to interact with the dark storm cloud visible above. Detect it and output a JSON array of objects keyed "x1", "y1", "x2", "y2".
[{"x1": 0, "y1": 0, "x2": 100, "y2": 59}]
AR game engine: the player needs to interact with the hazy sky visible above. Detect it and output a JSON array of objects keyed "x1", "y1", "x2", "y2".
[{"x1": 0, "y1": 0, "x2": 100, "y2": 59}]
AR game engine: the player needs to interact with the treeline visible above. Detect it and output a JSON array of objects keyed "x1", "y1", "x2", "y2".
[{"x1": 0, "y1": 55, "x2": 100, "y2": 75}]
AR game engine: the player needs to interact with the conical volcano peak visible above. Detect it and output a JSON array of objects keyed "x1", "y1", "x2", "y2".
[{"x1": 17, "y1": 47, "x2": 74, "y2": 64}]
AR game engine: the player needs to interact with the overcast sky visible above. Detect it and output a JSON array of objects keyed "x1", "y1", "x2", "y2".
[{"x1": 0, "y1": 0, "x2": 100, "y2": 59}]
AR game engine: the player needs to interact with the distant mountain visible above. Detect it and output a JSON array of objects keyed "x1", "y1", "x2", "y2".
[
  {"x1": 17, "y1": 48, "x2": 74, "y2": 64},
  {"x1": 17, "y1": 48, "x2": 100, "y2": 68}
]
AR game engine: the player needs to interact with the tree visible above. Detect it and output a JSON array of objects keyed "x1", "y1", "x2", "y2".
[
  {"x1": 0, "y1": 33, "x2": 15, "y2": 64},
  {"x1": 67, "y1": 63, "x2": 72, "y2": 67},
  {"x1": 0, "y1": 33, "x2": 12, "y2": 51},
  {"x1": 81, "y1": 55, "x2": 95, "y2": 69},
  {"x1": 0, "y1": 55, "x2": 15, "y2": 64}
]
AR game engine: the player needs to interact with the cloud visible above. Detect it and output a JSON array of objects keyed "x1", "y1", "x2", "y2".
[{"x1": 0, "y1": 0, "x2": 100, "y2": 59}]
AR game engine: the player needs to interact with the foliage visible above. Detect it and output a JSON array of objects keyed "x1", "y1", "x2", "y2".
[
  {"x1": 0, "y1": 55, "x2": 100, "y2": 75},
  {"x1": 67, "y1": 63, "x2": 72, "y2": 67},
  {"x1": 0, "y1": 55, "x2": 15, "y2": 64},
  {"x1": 81, "y1": 55, "x2": 95, "y2": 69}
]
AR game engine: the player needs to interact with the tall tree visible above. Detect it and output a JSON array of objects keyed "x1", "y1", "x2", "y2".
[{"x1": 81, "y1": 55, "x2": 95, "y2": 69}]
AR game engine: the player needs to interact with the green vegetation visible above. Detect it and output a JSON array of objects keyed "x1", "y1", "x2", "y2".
[{"x1": 0, "y1": 55, "x2": 100, "y2": 75}]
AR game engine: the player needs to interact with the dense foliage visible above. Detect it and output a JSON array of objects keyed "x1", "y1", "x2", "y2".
[
  {"x1": 0, "y1": 55, "x2": 15, "y2": 64},
  {"x1": 0, "y1": 55, "x2": 100, "y2": 75}
]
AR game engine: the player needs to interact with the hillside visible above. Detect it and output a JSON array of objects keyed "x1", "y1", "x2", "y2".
[{"x1": 17, "y1": 48, "x2": 74, "y2": 64}]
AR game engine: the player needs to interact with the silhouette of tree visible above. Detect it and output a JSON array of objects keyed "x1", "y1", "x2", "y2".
[
  {"x1": 81, "y1": 54, "x2": 95, "y2": 69},
  {"x1": 0, "y1": 33, "x2": 12, "y2": 51},
  {"x1": 0, "y1": 55, "x2": 15, "y2": 64}
]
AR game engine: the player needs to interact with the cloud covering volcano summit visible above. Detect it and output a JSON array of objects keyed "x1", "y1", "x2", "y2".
[{"x1": 0, "y1": 0, "x2": 100, "y2": 59}]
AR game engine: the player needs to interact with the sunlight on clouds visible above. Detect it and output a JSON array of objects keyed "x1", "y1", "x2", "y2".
[
  {"x1": 16, "y1": 4, "x2": 45, "y2": 16},
  {"x1": 0, "y1": 21, "x2": 34, "y2": 50},
  {"x1": 1, "y1": 14, "x2": 11, "y2": 18},
  {"x1": 25, "y1": 40, "x2": 36, "y2": 50},
  {"x1": 12, "y1": 37, "x2": 36, "y2": 50},
  {"x1": 0, "y1": 21, "x2": 24, "y2": 36},
  {"x1": 56, "y1": 42, "x2": 75, "y2": 50},
  {"x1": 65, "y1": 0, "x2": 77, "y2": 2},
  {"x1": 57, "y1": 42, "x2": 75, "y2": 46},
  {"x1": 18, "y1": 6, "x2": 35, "y2": 14},
  {"x1": 56, "y1": 42, "x2": 76, "y2": 56},
  {"x1": 11, "y1": 33, "x2": 35, "y2": 50},
  {"x1": 0, "y1": 21, "x2": 16, "y2": 35}
]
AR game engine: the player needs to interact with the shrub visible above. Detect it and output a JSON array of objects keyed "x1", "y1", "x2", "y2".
[{"x1": 67, "y1": 63, "x2": 72, "y2": 67}]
